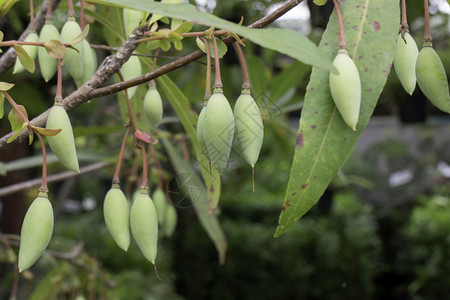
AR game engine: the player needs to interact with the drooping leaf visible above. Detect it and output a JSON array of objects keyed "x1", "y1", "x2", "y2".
[
  {"x1": 274, "y1": 0, "x2": 399, "y2": 237},
  {"x1": 70, "y1": 24, "x2": 90, "y2": 45},
  {"x1": 7, "y1": 123, "x2": 27, "y2": 143},
  {"x1": 0, "y1": 82, "x2": 14, "y2": 91},
  {"x1": 44, "y1": 40, "x2": 66, "y2": 58},
  {"x1": 161, "y1": 134, "x2": 227, "y2": 264},
  {"x1": 88, "y1": 0, "x2": 333, "y2": 70},
  {"x1": 31, "y1": 126, "x2": 62, "y2": 137},
  {"x1": 13, "y1": 44, "x2": 36, "y2": 73},
  {"x1": 196, "y1": 36, "x2": 227, "y2": 59},
  {"x1": 8, "y1": 105, "x2": 27, "y2": 132}
]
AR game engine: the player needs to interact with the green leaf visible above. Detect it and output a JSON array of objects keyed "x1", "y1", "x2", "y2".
[
  {"x1": 196, "y1": 36, "x2": 227, "y2": 59},
  {"x1": 274, "y1": 0, "x2": 399, "y2": 237},
  {"x1": 13, "y1": 44, "x2": 36, "y2": 73},
  {"x1": 0, "y1": 0, "x2": 19, "y2": 17},
  {"x1": 31, "y1": 126, "x2": 62, "y2": 137},
  {"x1": 173, "y1": 21, "x2": 193, "y2": 34},
  {"x1": 246, "y1": 56, "x2": 269, "y2": 101},
  {"x1": 88, "y1": 0, "x2": 332, "y2": 70},
  {"x1": 70, "y1": 24, "x2": 90, "y2": 45},
  {"x1": 44, "y1": 39, "x2": 66, "y2": 58},
  {"x1": 156, "y1": 74, "x2": 221, "y2": 212},
  {"x1": 0, "y1": 31, "x2": 3, "y2": 42},
  {"x1": 8, "y1": 105, "x2": 27, "y2": 132},
  {"x1": 7, "y1": 123, "x2": 26, "y2": 143},
  {"x1": 313, "y1": 0, "x2": 328, "y2": 6},
  {"x1": 270, "y1": 60, "x2": 310, "y2": 104},
  {"x1": 0, "y1": 92, "x2": 4, "y2": 118},
  {"x1": 0, "y1": 82, "x2": 14, "y2": 91},
  {"x1": 161, "y1": 134, "x2": 227, "y2": 264}
]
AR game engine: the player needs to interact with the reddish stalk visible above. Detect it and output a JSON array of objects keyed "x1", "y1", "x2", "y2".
[
  {"x1": 234, "y1": 42, "x2": 251, "y2": 90},
  {"x1": 67, "y1": 0, "x2": 75, "y2": 17},
  {"x1": 112, "y1": 126, "x2": 131, "y2": 184},
  {"x1": 36, "y1": 131, "x2": 48, "y2": 191},
  {"x1": 56, "y1": 58, "x2": 63, "y2": 100},
  {"x1": 116, "y1": 71, "x2": 138, "y2": 131},
  {"x1": 200, "y1": 37, "x2": 212, "y2": 101},
  {"x1": 46, "y1": 0, "x2": 53, "y2": 18},
  {"x1": 211, "y1": 34, "x2": 222, "y2": 88},
  {"x1": 139, "y1": 143, "x2": 149, "y2": 189},
  {"x1": 423, "y1": 0, "x2": 432, "y2": 42},
  {"x1": 30, "y1": 0, "x2": 35, "y2": 29},
  {"x1": 80, "y1": 0, "x2": 85, "y2": 30},
  {"x1": 332, "y1": 0, "x2": 347, "y2": 49}
]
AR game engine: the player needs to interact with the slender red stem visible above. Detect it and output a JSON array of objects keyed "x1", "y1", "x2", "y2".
[
  {"x1": 56, "y1": 58, "x2": 63, "y2": 100},
  {"x1": 3, "y1": 92, "x2": 31, "y2": 127},
  {"x1": 211, "y1": 34, "x2": 222, "y2": 88},
  {"x1": 234, "y1": 42, "x2": 251, "y2": 90},
  {"x1": 46, "y1": 0, "x2": 53, "y2": 18},
  {"x1": 29, "y1": 0, "x2": 35, "y2": 29},
  {"x1": 200, "y1": 37, "x2": 212, "y2": 101},
  {"x1": 139, "y1": 143, "x2": 148, "y2": 189},
  {"x1": 112, "y1": 126, "x2": 131, "y2": 184},
  {"x1": 332, "y1": 0, "x2": 347, "y2": 49},
  {"x1": 117, "y1": 71, "x2": 137, "y2": 131},
  {"x1": 67, "y1": 0, "x2": 75, "y2": 17},
  {"x1": 80, "y1": 0, "x2": 85, "y2": 30},
  {"x1": 423, "y1": 0, "x2": 432, "y2": 42},
  {"x1": 36, "y1": 131, "x2": 48, "y2": 191}
]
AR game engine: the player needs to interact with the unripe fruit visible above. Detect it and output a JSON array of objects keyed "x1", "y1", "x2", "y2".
[
  {"x1": 152, "y1": 187, "x2": 167, "y2": 227},
  {"x1": 60, "y1": 18, "x2": 84, "y2": 86},
  {"x1": 163, "y1": 204, "x2": 177, "y2": 238},
  {"x1": 13, "y1": 31, "x2": 39, "y2": 74},
  {"x1": 120, "y1": 55, "x2": 142, "y2": 99},
  {"x1": 143, "y1": 85, "x2": 163, "y2": 132},
  {"x1": 329, "y1": 49, "x2": 361, "y2": 131},
  {"x1": 197, "y1": 105, "x2": 209, "y2": 160},
  {"x1": 103, "y1": 185, "x2": 130, "y2": 251},
  {"x1": 394, "y1": 32, "x2": 419, "y2": 95},
  {"x1": 38, "y1": 21, "x2": 59, "y2": 82},
  {"x1": 233, "y1": 90, "x2": 264, "y2": 168},
  {"x1": 81, "y1": 40, "x2": 97, "y2": 85},
  {"x1": 416, "y1": 45, "x2": 450, "y2": 113},
  {"x1": 130, "y1": 189, "x2": 158, "y2": 264},
  {"x1": 18, "y1": 191, "x2": 54, "y2": 272},
  {"x1": 46, "y1": 102, "x2": 80, "y2": 172},
  {"x1": 203, "y1": 89, "x2": 234, "y2": 174}
]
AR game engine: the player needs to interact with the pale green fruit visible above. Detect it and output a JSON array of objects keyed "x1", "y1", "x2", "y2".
[
  {"x1": 143, "y1": 86, "x2": 163, "y2": 131},
  {"x1": 60, "y1": 18, "x2": 84, "y2": 86},
  {"x1": 197, "y1": 105, "x2": 210, "y2": 160},
  {"x1": 123, "y1": 8, "x2": 146, "y2": 37},
  {"x1": 13, "y1": 32, "x2": 39, "y2": 74},
  {"x1": 18, "y1": 192, "x2": 54, "y2": 272},
  {"x1": 104, "y1": 185, "x2": 130, "y2": 251},
  {"x1": 163, "y1": 204, "x2": 177, "y2": 238},
  {"x1": 46, "y1": 103, "x2": 80, "y2": 172},
  {"x1": 120, "y1": 55, "x2": 142, "y2": 99},
  {"x1": 394, "y1": 32, "x2": 419, "y2": 95},
  {"x1": 38, "y1": 22, "x2": 59, "y2": 82},
  {"x1": 81, "y1": 40, "x2": 97, "y2": 85},
  {"x1": 329, "y1": 49, "x2": 361, "y2": 131},
  {"x1": 416, "y1": 46, "x2": 450, "y2": 113},
  {"x1": 233, "y1": 91, "x2": 264, "y2": 168},
  {"x1": 130, "y1": 189, "x2": 158, "y2": 264},
  {"x1": 203, "y1": 90, "x2": 234, "y2": 174},
  {"x1": 152, "y1": 187, "x2": 167, "y2": 227}
]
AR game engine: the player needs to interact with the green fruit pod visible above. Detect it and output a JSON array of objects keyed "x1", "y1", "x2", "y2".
[
  {"x1": 60, "y1": 18, "x2": 84, "y2": 86},
  {"x1": 152, "y1": 187, "x2": 167, "y2": 227},
  {"x1": 203, "y1": 89, "x2": 234, "y2": 174},
  {"x1": 197, "y1": 105, "x2": 210, "y2": 160},
  {"x1": 123, "y1": 8, "x2": 146, "y2": 37},
  {"x1": 46, "y1": 103, "x2": 80, "y2": 172},
  {"x1": 120, "y1": 55, "x2": 142, "y2": 99},
  {"x1": 163, "y1": 204, "x2": 177, "y2": 238},
  {"x1": 143, "y1": 85, "x2": 163, "y2": 132},
  {"x1": 394, "y1": 32, "x2": 419, "y2": 95},
  {"x1": 13, "y1": 31, "x2": 39, "y2": 74},
  {"x1": 18, "y1": 191, "x2": 54, "y2": 272},
  {"x1": 103, "y1": 185, "x2": 130, "y2": 251},
  {"x1": 38, "y1": 21, "x2": 59, "y2": 82},
  {"x1": 233, "y1": 90, "x2": 264, "y2": 168},
  {"x1": 130, "y1": 189, "x2": 158, "y2": 264},
  {"x1": 329, "y1": 49, "x2": 361, "y2": 131},
  {"x1": 81, "y1": 40, "x2": 97, "y2": 85},
  {"x1": 416, "y1": 45, "x2": 450, "y2": 113}
]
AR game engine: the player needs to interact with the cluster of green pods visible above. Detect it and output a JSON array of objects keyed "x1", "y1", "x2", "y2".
[
  {"x1": 143, "y1": 83, "x2": 164, "y2": 132},
  {"x1": 13, "y1": 31, "x2": 39, "y2": 74},
  {"x1": 18, "y1": 191, "x2": 54, "y2": 272},
  {"x1": 329, "y1": 48, "x2": 361, "y2": 131},
  {"x1": 46, "y1": 101, "x2": 80, "y2": 172}
]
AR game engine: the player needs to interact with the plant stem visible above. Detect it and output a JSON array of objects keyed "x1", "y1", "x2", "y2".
[
  {"x1": 116, "y1": 71, "x2": 138, "y2": 131},
  {"x1": 67, "y1": 0, "x2": 75, "y2": 17},
  {"x1": 211, "y1": 34, "x2": 222, "y2": 88},
  {"x1": 399, "y1": 0, "x2": 409, "y2": 41},
  {"x1": 332, "y1": 0, "x2": 347, "y2": 49},
  {"x1": 3, "y1": 92, "x2": 32, "y2": 127},
  {"x1": 234, "y1": 42, "x2": 251, "y2": 90},
  {"x1": 80, "y1": 0, "x2": 85, "y2": 30},
  {"x1": 46, "y1": 0, "x2": 53, "y2": 18},
  {"x1": 30, "y1": 0, "x2": 35, "y2": 29},
  {"x1": 200, "y1": 37, "x2": 212, "y2": 101},
  {"x1": 35, "y1": 131, "x2": 48, "y2": 191},
  {"x1": 56, "y1": 58, "x2": 63, "y2": 100},
  {"x1": 139, "y1": 143, "x2": 149, "y2": 189},
  {"x1": 112, "y1": 126, "x2": 131, "y2": 184},
  {"x1": 423, "y1": 0, "x2": 432, "y2": 42}
]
